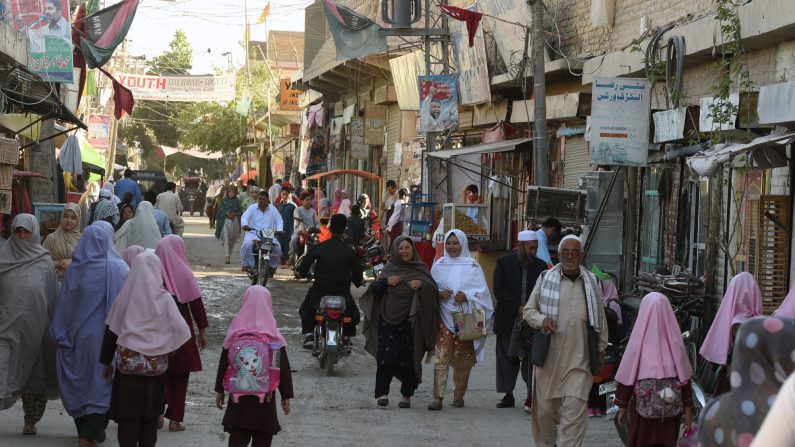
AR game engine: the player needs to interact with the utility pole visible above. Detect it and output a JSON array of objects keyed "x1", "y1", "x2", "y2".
[{"x1": 531, "y1": 0, "x2": 548, "y2": 186}]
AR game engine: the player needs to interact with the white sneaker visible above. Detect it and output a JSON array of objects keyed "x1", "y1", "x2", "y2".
[{"x1": 524, "y1": 405, "x2": 531, "y2": 414}]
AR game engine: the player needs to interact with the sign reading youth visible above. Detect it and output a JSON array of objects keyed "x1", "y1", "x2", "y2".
[{"x1": 115, "y1": 73, "x2": 237, "y2": 102}]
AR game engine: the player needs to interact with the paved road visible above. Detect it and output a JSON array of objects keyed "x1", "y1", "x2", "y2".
[{"x1": 0, "y1": 216, "x2": 620, "y2": 446}]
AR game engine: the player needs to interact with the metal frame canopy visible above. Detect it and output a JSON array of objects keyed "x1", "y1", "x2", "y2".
[
  {"x1": 303, "y1": 169, "x2": 383, "y2": 221},
  {"x1": 425, "y1": 138, "x2": 532, "y2": 159}
]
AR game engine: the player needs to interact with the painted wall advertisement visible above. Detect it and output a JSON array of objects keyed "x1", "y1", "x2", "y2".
[
  {"x1": 115, "y1": 73, "x2": 236, "y2": 102},
  {"x1": 11, "y1": 0, "x2": 74, "y2": 82},
  {"x1": 87, "y1": 114, "x2": 111, "y2": 150},
  {"x1": 418, "y1": 74, "x2": 459, "y2": 133},
  {"x1": 589, "y1": 77, "x2": 651, "y2": 166}
]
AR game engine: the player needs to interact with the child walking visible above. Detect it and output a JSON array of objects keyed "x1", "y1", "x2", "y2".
[
  {"x1": 614, "y1": 292, "x2": 693, "y2": 447},
  {"x1": 100, "y1": 252, "x2": 191, "y2": 447},
  {"x1": 216, "y1": 285, "x2": 293, "y2": 447}
]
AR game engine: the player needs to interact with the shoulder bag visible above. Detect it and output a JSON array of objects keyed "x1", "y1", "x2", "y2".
[{"x1": 453, "y1": 301, "x2": 488, "y2": 341}]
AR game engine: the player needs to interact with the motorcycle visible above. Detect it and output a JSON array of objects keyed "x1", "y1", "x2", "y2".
[
  {"x1": 347, "y1": 236, "x2": 385, "y2": 276},
  {"x1": 312, "y1": 295, "x2": 353, "y2": 376},
  {"x1": 247, "y1": 228, "x2": 277, "y2": 287},
  {"x1": 293, "y1": 227, "x2": 321, "y2": 279}
]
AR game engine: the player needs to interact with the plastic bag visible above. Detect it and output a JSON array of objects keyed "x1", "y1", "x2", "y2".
[{"x1": 678, "y1": 425, "x2": 698, "y2": 447}]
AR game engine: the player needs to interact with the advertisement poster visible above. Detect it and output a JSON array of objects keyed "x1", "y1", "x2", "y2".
[
  {"x1": 589, "y1": 77, "x2": 651, "y2": 167},
  {"x1": 115, "y1": 73, "x2": 236, "y2": 102},
  {"x1": 418, "y1": 74, "x2": 459, "y2": 133},
  {"x1": 87, "y1": 114, "x2": 111, "y2": 150},
  {"x1": 11, "y1": 0, "x2": 74, "y2": 82}
]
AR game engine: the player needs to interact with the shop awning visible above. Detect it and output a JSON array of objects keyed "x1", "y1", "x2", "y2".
[
  {"x1": 426, "y1": 138, "x2": 532, "y2": 160},
  {"x1": 157, "y1": 145, "x2": 224, "y2": 159},
  {"x1": 687, "y1": 132, "x2": 795, "y2": 177}
]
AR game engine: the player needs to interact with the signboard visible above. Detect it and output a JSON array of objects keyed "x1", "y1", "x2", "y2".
[
  {"x1": 11, "y1": 0, "x2": 74, "y2": 82},
  {"x1": 449, "y1": 3, "x2": 490, "y2": 105},
  {"x1": 115, "y1": 73, "x2": 236, "y2": 102},
  {"x1": 590, "y1": 77, "x2": 651, "y2": 166},
  {"x1": 478, "y1": 0, "x2": 545, "y2": 76},
  {"x1": 418, "y1": 74, "x2": 459, "y2": 133},
  {"x1": 87, "y1": 115, "x2": 111, "y2": 150},
  {"x1": 653, "y1": 108, "x2": 687, "y2": 143},
  {"x1": 350, "y1": 118, "x2": 369, "y2": 160},
  {"x1": 279, "y1": 79, "x2": 300, "y2": 111}
]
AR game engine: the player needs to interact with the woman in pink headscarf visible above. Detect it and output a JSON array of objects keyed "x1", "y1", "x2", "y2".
[
  {"x1": 121, "y1": 245, "x2": 145, "y2": 268},
  {"x1": 101, "y1": 252, "x2": 191, "y2": 447},
  {"x1": 154, "y1": 235, "x2": 209, "y2": 432},
  {"x1": 775, "y1": 285, "x2": 795, "y2": 318},
  {"x1": 614, "y1": 293, "x2": 693, "y2": 447},
  {"x1": 699, "y1": 271, "x2": 762, "y2": 395},
  {"x1": 215, "y1": 286, "x2": 293, "y2": 447},
  {"x1": 336, "y1": 190, "x2": 352, "y2": 216},
  {"x1": 331, "y1": 188, "x2": 342, "y2": 214}
]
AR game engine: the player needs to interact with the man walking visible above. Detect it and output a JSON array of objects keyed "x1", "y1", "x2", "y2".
[
  {"x1": 535, "y1": 218, "x2": 561, "y2": 267},
  {"x1": 114, "y1": 169, "x2": 142, "y2": 208},
  {"x1": 523, "y1": 235, "x2": 607, "y2": 447},
  {"x1": 494, "y1": 230, "x2": 548, "y2": 412},
  {"x1": 156, "y1": 182, "x2": 184, "y2": 236},
  {"x1": 383, "y1": 188, "x2": 407, "y2": 249}
]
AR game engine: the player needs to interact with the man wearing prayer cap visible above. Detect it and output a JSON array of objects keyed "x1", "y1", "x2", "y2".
[
  {"x1": 493, "y1": 228, "x2": 549, "y2": 411},
  {"x1": 523, "y1": 235, "x2": 608, "y2": 447}
]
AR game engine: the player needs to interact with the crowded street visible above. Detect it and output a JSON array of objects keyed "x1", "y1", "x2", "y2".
[{"x1": 0, "y1": 216, "x2": 617, "y2": 446}]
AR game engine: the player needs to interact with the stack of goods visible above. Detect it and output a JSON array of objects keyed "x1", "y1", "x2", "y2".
[{"x1": 450, "y1": 209, "x2": 487, "y2": 235}]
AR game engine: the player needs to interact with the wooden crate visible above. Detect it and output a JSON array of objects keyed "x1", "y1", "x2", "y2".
[
  {"x1": 0, "y1": 165, "x2": 12, "y2": 189},
  {"x1": 0, "y1": 189, "x2": 10, "y2": 214},
  {"x1": 0, "y1": 137, "x2": 17, "y2": 165}
]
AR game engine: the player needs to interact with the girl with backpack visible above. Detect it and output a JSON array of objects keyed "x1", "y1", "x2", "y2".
[
  {"x1": 101, "y1": 252, "x2": 191, "y2": 447},
  {"x1": 615, "y1": 292, "x2": 693, "y2": 447},
  {"x1": 215, "y1": 285, "x2": 293, "y2": 447}
]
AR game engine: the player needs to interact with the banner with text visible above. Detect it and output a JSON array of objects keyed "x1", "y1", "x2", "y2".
[
  {"x1": 12, "y1": 0, "x2": 74, "y2": 82},
  {"x1": 116, "y1": 73, "x2": 236, "y2": 102},
  {"x1": 589, "y1": 77, "x2": 650, "y2": 167},
  {"x1": 279, "y1": 79, "x2": 300, "y2": 110}
]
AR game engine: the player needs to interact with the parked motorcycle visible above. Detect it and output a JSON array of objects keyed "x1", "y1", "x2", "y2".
[
  {"x1": 312, "y1": 295, "x2": 352, "y2": 376},
  {"x1": 247, "y1": 228, "x2": 277, "y2": 287},
  {"x1": 347, "y1": 236, "x2": 385, "y2": 277},
  {"x1": 293, "y1": 227, "x2": 321, "y2": 279}
]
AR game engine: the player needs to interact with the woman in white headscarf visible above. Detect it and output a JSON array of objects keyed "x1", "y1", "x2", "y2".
[
  {"x1": 115, "y1": 201, "x2": 163, "y2": 252},
  {"x1": 427, "y1": 229, "x2": 494, "y2": 410},
  {"x1": 78, "y1": 182, "x2": 101, "y2": 230},
  {"x1": 102, "y1": 181, "x2": 121, "y2": 204},
  {"x1": 42, "y1": 203, "x2": 82, "y2": 281},
  {"x1": 0, "y1": 214, "x2": 59, "y2": 435}
]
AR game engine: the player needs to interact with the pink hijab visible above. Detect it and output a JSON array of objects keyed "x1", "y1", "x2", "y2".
[
  {"x1": 776, "y1": 286, "x2": 795, "y2": 318},
  {"x1": 615, "y1": 293, "x2": 692, "y2": 385},
  {"x1": 222, "y1": 285, "x2": 286, "y2": 349},
  {"x1": 700, "y1": 272, "x2": 762, "y2": 365},
  {"x1": 154, "y1": 235, "x2": 202, "y2": 304},
  {"x1": 331, "y1": 188, "x2": 342, "y2": 210},
  {"x1": 337, "y1": 190, "x2": 352, "y2": 216},
  {"x1": 105, "y1": 253, "x2": 191, "y2": 356},
  {"x1": 122, "y1": 245, "x2": 145, "y2": 267}
]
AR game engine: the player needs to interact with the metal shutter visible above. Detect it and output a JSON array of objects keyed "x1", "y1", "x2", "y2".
[
  {"x1": 563, "y1": 136, "x2": 590, "y2": 189},
  {"x1": 386, "y1": 103, "x2": 401, "y2": 183}
]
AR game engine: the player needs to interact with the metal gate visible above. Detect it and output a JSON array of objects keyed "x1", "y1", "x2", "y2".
[{"x1": 563, "y1": 136, "x2": 590, "y2": 189}]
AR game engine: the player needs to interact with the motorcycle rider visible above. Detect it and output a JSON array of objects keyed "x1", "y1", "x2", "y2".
[
  {"x1": 296, "y1": 214, "x2": 363, "y2": 349},
  {"x1": 290, "y1": 193, "x2": 320, "y2": 264},
  {"x1": 240, "y1": 190, "x2": 284, "y2": 276}
]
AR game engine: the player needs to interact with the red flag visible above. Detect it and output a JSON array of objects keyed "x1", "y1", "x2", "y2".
[
  {"x1": 97, "y1": 67, "x2": 135, "y2": 119},
  {"x1": 439, "y1": 4, "x2": 482, "y2": 48}
]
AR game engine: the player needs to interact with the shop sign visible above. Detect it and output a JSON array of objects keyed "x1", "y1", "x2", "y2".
[
  {"x1": 350, "y1": 118, "x2": 369, "y2": 160},
  {"x1": 12, "y1": 0, "x2": 75, "y2": 82},
  {"x1": 590, "y1": 77, "x2": 650, "y2": 167},
  {"x1": 279, "y1": 79, "x2": 300, "y2": 111},
  {"x1": 417, "y1": 74, "x2": 459, "y2": 133},
  {"x1": 115, "y1": 73, "x2": 236, "y2": 102}
]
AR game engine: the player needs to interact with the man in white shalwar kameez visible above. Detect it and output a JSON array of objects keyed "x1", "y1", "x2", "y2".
[{"x1": 523, "y1": 235, "x2": 608, "y2": 447}]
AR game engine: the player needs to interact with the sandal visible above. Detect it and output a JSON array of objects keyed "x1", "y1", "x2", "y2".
[
  {"x1": 452, "y1": 399, "x2": 465, "y2": 408},
  {"x1": 398, "y1": 397, "x2": 411, "y2": 408},
  {"x1": 224, "y1": 256, "x2": 230, "y2": 264},
  {"x1": 22, "y1": 424, "x2": 37, "y2": 435},
  {"x1": 168, "y1": 421, "x2": 186, "y2": 432},
  {"x1": 427, "y1": 400, "x2": 443, "y2": 411},
  {"x1": 376, "y1": 397, "x2": 389, "y2": 407},
  {"x1": 78, "y1": 438, "x2": 97, "y2": 447}
]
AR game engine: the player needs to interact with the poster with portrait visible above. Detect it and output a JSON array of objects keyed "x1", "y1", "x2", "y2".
[
  {"x1": 87, "y1": 114, "x2": 110, "y2": 150},
  {"x1": 11, "y1": 0, "x2": 74, "y2": 82},
  {"x1": 417, "y1": 75, "x2": 459, "y2": 133}
]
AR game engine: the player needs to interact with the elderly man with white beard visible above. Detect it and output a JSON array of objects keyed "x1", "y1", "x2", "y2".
[{"x1": 523, "y1": 235, "x2": 608, "y2": 447}]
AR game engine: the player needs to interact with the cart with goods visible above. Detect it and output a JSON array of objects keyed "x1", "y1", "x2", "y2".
[{"x1": 441, "y1": 203, "x2": 490, "y2": 241}]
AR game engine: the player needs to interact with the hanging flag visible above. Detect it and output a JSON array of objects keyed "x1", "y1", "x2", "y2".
[
  {"x1": 321, "y1": 0, "x2": 387, "y2": 61},
  {"x1": 439, "y1": 4, "x2": 482, "y2": 48},
  {"x1": 97, "y1": 67, "x2": 135, "y2": 119},
  {"x1": 79, "y1": 0, "x2": 139, "y2": 68},
  {"x1": 257, "y1": 1, "x2": 271, "y2": 24}
]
